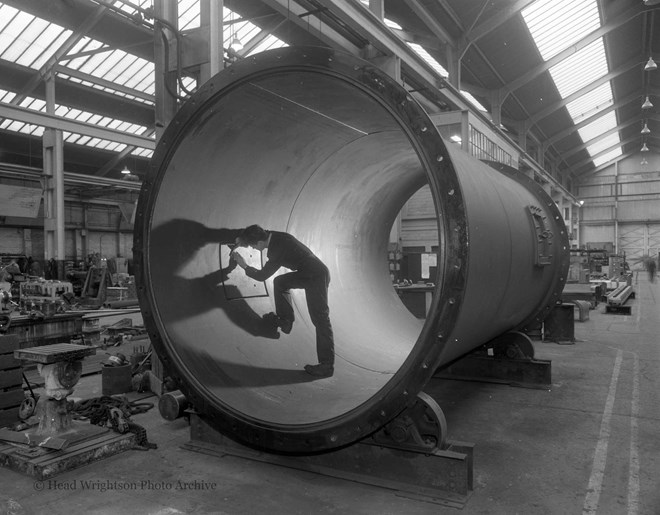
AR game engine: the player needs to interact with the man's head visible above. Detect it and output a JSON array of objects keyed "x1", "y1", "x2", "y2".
[{"x1": 241, "y1": 225, "x2": 269, "y2": 251}]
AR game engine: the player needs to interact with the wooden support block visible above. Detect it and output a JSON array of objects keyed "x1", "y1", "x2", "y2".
[{"x1": 0, "y1": 424, "x2": 136, "y2": 479}]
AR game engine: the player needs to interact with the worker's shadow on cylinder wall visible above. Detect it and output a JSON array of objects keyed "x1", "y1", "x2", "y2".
[
  {"x1": 147, "y1": 218, "x2": 316, "y2": 386},
  {"x1": 148, "y1": 218, "x2": 280, "y2": 339}
]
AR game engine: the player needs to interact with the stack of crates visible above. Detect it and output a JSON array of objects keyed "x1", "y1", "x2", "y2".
[{"x1": 0, "y1": 334, "x2": 24, "y2": 428}]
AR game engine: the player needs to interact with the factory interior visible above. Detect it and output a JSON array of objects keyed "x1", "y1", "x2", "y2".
[{"x1": 0, "y1": 0, "x2": 659, "y2": 513}]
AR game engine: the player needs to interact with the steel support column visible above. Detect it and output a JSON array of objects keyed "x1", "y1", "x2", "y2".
[
  {"x1": 42, "y1": 73, "x2": 65, "y2": 279},
  {"x1": 153, "y1": 0, "x2": 179, "y2": 140},
  {"x1": 199, "y1": 0, "x2": 223, "y2": 84}
]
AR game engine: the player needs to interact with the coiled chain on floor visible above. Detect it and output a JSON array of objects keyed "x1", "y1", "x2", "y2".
[{"x1": 72, "y1": 395, "x2": 157, "y2": 449}]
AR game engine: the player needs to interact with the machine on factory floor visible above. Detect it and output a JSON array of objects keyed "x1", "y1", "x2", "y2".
[
  {"x1": 134, "y1": 46, "x2": 569, "y2": 501},
  {"x1": 605, "y1": 283, "x2": 635, "y2": 314}
]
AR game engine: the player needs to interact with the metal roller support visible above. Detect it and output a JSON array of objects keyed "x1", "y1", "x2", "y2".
[{"x1": 134, "y1": 46, "x2": 569, "y2": 454}]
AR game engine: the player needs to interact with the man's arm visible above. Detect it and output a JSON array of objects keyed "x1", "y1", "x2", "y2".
[
  {"x1": 244, "y1": 260, "x2": 279, "y2": 281},
  {"x1": 231, "y1": 251, "x2": 280, "y2": 281}
]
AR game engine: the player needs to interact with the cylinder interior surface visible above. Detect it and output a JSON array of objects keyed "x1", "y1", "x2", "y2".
[{"x1": 147, "y1": 70, "x2": 431, "y2": 425}]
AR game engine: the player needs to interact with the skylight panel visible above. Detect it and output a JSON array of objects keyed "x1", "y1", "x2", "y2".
[
  {"x1": 95, "y1": 52, "x2": 128, "y2": 80},
  {"x1": 80, "y1": 50, "x2": 118, "y2": 77},
  {"x1": 247, "y1": 35, "x2": 288, "y2": 56},
  {"x1": 524, "y1": 0, "x2": 620, "y2": 170},
  {"x1": 20, "y1": 98, "x2": 46, "y2": 111},
  {"x1": 578, "y1": 111, "x2": 617, "y2": 142},
  {"x1": 0, "y1": 11, "x2": 35, "y2": 60},
  {"x1": 406, "y1": 43, "x2": 448, "y2": 77},
  {"x1": 95, "y1": 116, "x2": 114, "y2": 128},
  {"x1": 0, "y1": 5, "x2": 20, "y2": 34},
  {"x1": 111, "y1": 57, "x2": 142, "y2": 83},
  {"x1": 0, "y1": 89, "x2": 16, "y2": 102},
  {"x1": 30, "y1": 25, "x2": 72, "y2": 69},
  {"x1": 1, "y1": 87, "x2": 154, "y2": 154},
  {"x1": 27, "y1": 125, "x2": 42, "y2": 136},
  {"x1": 549, "y1": 39, "x2": 608, "y2": 98},
  {"x1": 592, "y1": 148, "x2": 622, "y2": 168},
  {"x1": 233, "y1": 22, "x2": 261, "y2": 45},
  {"x1": 131, "y1": 148, "x2": 153, "y2": 159},
  {"x1": 95, "y1": 140, "x2": 111, "y2": 150},
  {"x1": 118, "y1": 63, "x2": 154, "y2": 90},
  {"x1": 114, "y1": 121, "x2": 132, "y2": 132},
  {"x1": 54, "y1": 105, "x2": 69, "y2": 117},
  {"x1": 6, "y1": 121, "x2": 27, "y2": 133},
  {"x1": 62, "y1": 38, "x2": 105, "y2": 70},
  {"x1": 104, "y1": 119, "x2": 122, "y2": 130},
  {"x1": 86, "y1": 114, "x2": 103, "y2": 125},
  {"x1": 74, "y1": 111, "x2": 94, "y2": 123},
  {"x1": 522, "y1": 0, "x2": 600, "y2": 61},
  {"x1": 64, "y1": 132, "x2": 81, "y2": 144},
  {"x1": 10, "y1": 17, "x2": 51, "y2": 67},
  {"x1": 586, "y1": 133, "x2": 619, "y2": 156},
  {"x1": 132, "y1": 74, "x2": 156, "y2": 96},
  {"x1": 179, "y1": 0, "x2": 200, "y2": 30},
  {"x1": 566, "y1": 83, "x2": 613, "y2": 122}
]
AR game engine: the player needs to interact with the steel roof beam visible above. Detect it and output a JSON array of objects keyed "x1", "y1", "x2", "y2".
[
  {"x1": 96, "y1": 127, "x2": 155, "y2": 177},
  {"x1": 258, "y1": 0, "x2": 361, "y2": 55},
  {"x1": 53, "y1": 65, "x2": 154, "y2": 103},
  {"x1": 0, "y1": 103, "x2": 155, "y2": 150},
  {"x1": 0, "y1": 163, "x2": 141, "y2": 191},
  {"x1": 460, "y1": 0, "x2": 536, "y2": 55},
  {"x1": 404, "y1": 0, "x2": 455, "y2": 47},
  {"x1": 8, "y1": 3, "x2": 108, "y2": 110},
  {"x1": 2, "y1": 0, "x2": 154, "y2": 61}
]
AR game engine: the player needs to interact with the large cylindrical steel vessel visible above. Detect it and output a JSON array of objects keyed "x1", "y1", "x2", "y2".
[{"x1": 134, "y1": 46, "x2": 569, "y2": 454}]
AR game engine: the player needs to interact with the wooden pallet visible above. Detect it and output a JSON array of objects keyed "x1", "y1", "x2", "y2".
[
  {"x1": 0, "y1": 334, "x2": 23, "y2": 429},
  {"x1": 0, "y1": 422, "x2": 136, "y2": 479}
]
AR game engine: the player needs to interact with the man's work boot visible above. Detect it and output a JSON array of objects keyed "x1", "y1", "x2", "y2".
[
  {"x1": 262, "y1": 312, "x2": 293, "y2": 334},
  {"x1": 304, "y1": 363, "x2": 334, "y2": 378}
]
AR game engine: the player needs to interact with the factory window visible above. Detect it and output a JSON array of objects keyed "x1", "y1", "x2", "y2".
[{"x1": 468, "y1": 125, "x2": 513, "y2": 167}]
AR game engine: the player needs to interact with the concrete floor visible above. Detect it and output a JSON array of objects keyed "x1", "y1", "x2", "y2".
[{"x1": 1, "y1": 273, "x2": 658, "y2": 515}]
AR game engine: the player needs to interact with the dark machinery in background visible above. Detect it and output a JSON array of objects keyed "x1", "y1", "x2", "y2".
[{"x1": 134, "y1": 47, "x2": 569, "y2": 458}]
